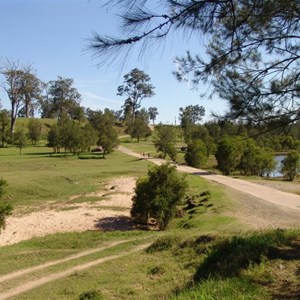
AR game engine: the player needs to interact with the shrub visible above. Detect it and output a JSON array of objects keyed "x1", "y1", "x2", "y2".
[
  {"x1": 185, "y1": 139, "x2": 208, "y2": 168},
  {"x1": 131, "y1": 163, "x2": 187, "y2": 230},
  {"x1": 153, "y1": 125, "x2": 178, "y2": 160},
  {"x1": 215, "y1": 137, "x2": 244, "y2": 175},
  {"x1": 0, "y1": 178, "x2": 13, "y2": 232},
  {"x1": 281, "y1": 150, "x2": 299, "y2": 181},
  {"x1": 240, "y1": 140, "x2": 275, "y2": 176}
]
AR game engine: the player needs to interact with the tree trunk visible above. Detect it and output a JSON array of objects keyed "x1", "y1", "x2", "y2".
[{"x1": 10, "y1": 102, "x2": 18, "y2": 133}]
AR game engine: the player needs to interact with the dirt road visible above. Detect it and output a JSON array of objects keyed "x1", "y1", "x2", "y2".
[{"x1": 118, "y1": 145, "x2": 300, "y2": 210}]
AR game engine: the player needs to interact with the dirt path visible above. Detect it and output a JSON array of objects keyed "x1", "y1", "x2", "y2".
[
  {"x1": 118, "y1": 146, "x2": 300, "y2": 210},
  {"x1": 0, "y1": 241, "x2": 151, "y2": 300},
  {"x1": 0, "y1": 240, "x2": 128, "y2": 284}
]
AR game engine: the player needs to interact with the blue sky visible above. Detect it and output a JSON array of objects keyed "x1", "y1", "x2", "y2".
[{"x1": 0, "y1": 0, "x2": 227, "y2": 124}]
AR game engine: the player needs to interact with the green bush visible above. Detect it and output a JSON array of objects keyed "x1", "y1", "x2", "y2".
[
  {"x1": 131, "y1": 163, "x2": 187, "y2": 230},
  {"x1": 216, "y1": 137, "x2": 244, "y2": 175},
  {"x1": 0, "y1": 178, "x2": 13, "y2": 232},
  {"x1": 240, "y1": 139, "x2": 275, "y2": 176},
  {"x1": 281, "y1": 150, "x2": 299, "y2": 181},
  {"x1": 185, "y1": 139, "x2": 208, "y2": 168}
]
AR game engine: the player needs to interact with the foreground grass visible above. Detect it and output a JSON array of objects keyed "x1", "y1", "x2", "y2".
[
  {"x1": 0, "y1": 231, "x2": 153, "y2": 276},
  {"x1": 173, "y1": 229, "x2": 300, "y2": 300},
  {"x1": 2, "y1": 229, "x2": 299, "y2": 299}
]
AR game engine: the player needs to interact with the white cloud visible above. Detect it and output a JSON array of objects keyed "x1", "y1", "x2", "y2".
[{"x1": 80, "y1": 91, "x2": 122, "y2": 105}]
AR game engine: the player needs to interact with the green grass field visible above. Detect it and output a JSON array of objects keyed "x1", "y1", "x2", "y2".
[
  {"x1": 0, "y1": 138, "x2": 299, "y2": 299},
  {"x1": 1, "y1": 145, "x2": 150, "y2": 208}
]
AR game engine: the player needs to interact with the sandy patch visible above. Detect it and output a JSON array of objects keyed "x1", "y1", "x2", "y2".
[{"x1": 0, "y1": 177, "x2": 137, "y2": 246}]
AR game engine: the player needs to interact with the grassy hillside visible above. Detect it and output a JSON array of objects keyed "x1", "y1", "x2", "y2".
[{"x1": 14, "y1": 117, "x2": 57, "y2": 138}]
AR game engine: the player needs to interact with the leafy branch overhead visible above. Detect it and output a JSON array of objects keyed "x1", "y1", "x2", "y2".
[{"x1": 89, "y1": 0, "x2": 300, "y2": 125}]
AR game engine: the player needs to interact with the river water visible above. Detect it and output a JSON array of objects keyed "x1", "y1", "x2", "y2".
[{"x1": 269, "y1": 155, "x2": 285, "y2": 178}]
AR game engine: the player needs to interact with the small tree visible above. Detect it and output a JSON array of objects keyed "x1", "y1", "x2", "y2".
[
  {"x1": 215, "y1": 137, "x2": 244, "y2": 175},
  {"x1": 80, "y1": 124, "x2": 98, "y2": 152},
  {"x1": 153, "y1": 125, "x2": 177, "y2": 160},
  {"x1": 96, "y1": 109, "x2": 119, "y2": 157},
  {"x1": 281, "y1": 151, "x2": 299, "y2": 181},
  {"x1": 126, "y1": 116, "x2": 151, "y2": 142},
  {"x1": 47, "y1": 124, "x2": 61, "y2": 153},
  {"x1": 27, "y1": 119, "x2": 41, "y2": 146},
  {"x1": 0, "y1": 178, "x2": 13, "y2": 232},
  {"x1": 183, "y1": 124, "x2": 216, "y2": 155},
  {"x1": 13, "y1": 128, "x2": 27, "y2": 154},
  {"x1": 0, "y1": 109, "x2": 10, "y2": 147},
  {"x1": 185, "y1": 139, "x2": 208, "y2": 168},
  {"x1": 131, "y1": 163, "x2": 187, "y2": 230},
  {"x1": 257, "y1": 150, "x2": 276, "y2": 177},
  {"x1": 148, "y1": 107, "x2": 158, "y2": 125},
  {"x1": 240, "y1": 139, "x2": 275, "y2": 176}
]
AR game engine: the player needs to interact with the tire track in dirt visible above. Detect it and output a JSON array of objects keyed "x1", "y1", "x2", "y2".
[
  {"x1": 0, "y1": 241, "x2": 151, "y2": 300},
  {"x1": 0, "y1": 240, "x2": 127, "y2": 284}
]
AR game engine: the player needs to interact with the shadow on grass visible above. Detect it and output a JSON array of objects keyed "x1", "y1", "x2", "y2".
[
  {"x1": 192, "y1": 171, "x2": 214, "y2": 176},
  {"x1": 129, "y1": 158, "x2": 145, "y2": 162},
  {"x1": 24, "y1": 152, "x2": 54, "y2": 156},
  {"x1": 78, "y1": 155, "x2": 105, "y2": 160},
  {"x1": 94, "y1": 216, "x2": 137, "y2": 231},
  {"x1": 195, "y1": 230, "x2": 297, "y2": 280},
  {"x1": 192, "y1": 229, "x2": 300, "y2": 299},
  {"x1": 23, "y1": 152, "x2": 106, "y2": 159}
]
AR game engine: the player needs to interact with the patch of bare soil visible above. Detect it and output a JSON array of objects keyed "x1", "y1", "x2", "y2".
[{"x1": 0, "y1": 177, "x2": 137, "y2": 247}]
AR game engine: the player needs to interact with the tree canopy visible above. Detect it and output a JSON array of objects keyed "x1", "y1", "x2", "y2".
[
  {"x1": 153, "y1": 124, "x2": 177, "y2": 160},
  {"x1": 1, "y1": 61, "x2": 42, "y2": 133},
  {"x1": 148, "y1": 106, "x2": 158, "y2": 125},
  {"x1": 179, "y1": 104, "x2": 205, "y2": 128},
  {"x1": 46, "y1": 77, "x2": 82, "y2": 120},
  {"x1": 90, "y1": 0, "x2": 300, "y2": 126},
  {"x1": 117, "y1": 68, "x2": 155, "y2": 123}
]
